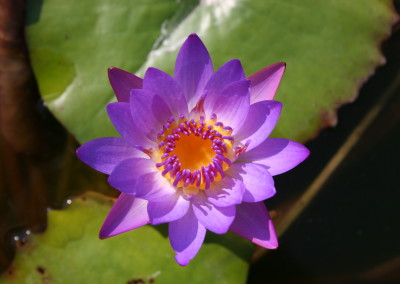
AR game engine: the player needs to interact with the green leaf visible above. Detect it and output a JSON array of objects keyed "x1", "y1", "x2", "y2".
[
  {"x1": 1, "y1": 193, "x2": 252, "y2": 284},
  {"x1": 25, "y1": 0, "x2": 396, "y2": 143}
]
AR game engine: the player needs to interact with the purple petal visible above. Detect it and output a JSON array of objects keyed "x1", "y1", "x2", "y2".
[
  {"x1": 227, "y1": 163, "x2": 275, "y2": 203},
  {"x1": 99, "y1": 193, "x2": 149, "y2": 239},
  {"x1": 143, "y1": 68, "x2": 188, "y2": 118},
  {"x1": 108, "y1": 157, "x2": 156, "y2": 192},
  {"x1": 108, "y1": 67, "x2": 143, "y2": 102},
  {"x1": 76, "y1": 137, "x2": 146, "y2": 175},
  {"x1": 210, "y1": 79, "x2": 250, "y2": 132},
  {"x1": 230, "y1": 201, "x2": 278, "y2": 249},
  {"x1": 204, "y1": 59, "x2": 245, "y2": 117},
  {"x1": 130, "y1": 89, "x2": 173, "y2": 141},
  {"x1": 238, "y1": 138, "x2": 310, "y2": 176},
  {"x1": 147, "y1": 192, "x2": 190, "y2": 225},
  {"x1": 234, "y1": 101, "x2": 282, "y2": 151},
  {"x1": 174, "y1": 34, "x2": 214, "y2": 110},
  {"x1": 205, "y1": 177, "x2": 245, "y2": 207},
  {"x1": 107, "y1": 102, "x2": 154, "y2": 148},
  {"x1": 248, "y1": 62, "x2": 286, "y2": 103},
  {"x1": 192, "y1": 192, "x2": 236, "y2": 234},
  {"x1": 169, "y1": 207, "x2": 206, "y2": 266},
  {"x1": 134, "y1": 172, "x2": 176, "y2": 202},
  {"x1": 108, "y1": 158, "x2": 175, "y2": 201}
]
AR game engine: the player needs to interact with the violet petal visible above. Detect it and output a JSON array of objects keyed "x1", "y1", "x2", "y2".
[
  {"x1": 227, "y1": 163, "x2": 275, "y2": 202},
  {"x1": 238, "y1": 138, "x2": 310, "y2": 176},
  {"x1": 76, "y1": 137, "x2": 146, "y2": 175},
  {"x1": 129, "y1": 89, "x2": 173, "y2": 141},
  {"x1": 192, "y1": 192, "x2": 236, "y2": 234},
  {"x1": 106, "y1": 102, "x2": 154, "y2": 149},
  {"x1": 134, "y1": 172, "x2": 176, "y2": 202},
  {"x1": 205, "y1": 177, "x2": 245, "y2": 207},
  {"x1": 143, "y1": 67, "x2": 188, "y2": 118},
  {"x1": 230, "y1": 201, "x2": 278, "y2": 249},
  {"x1": 108, "y1": 67, "x2": 143, "y2": 102},
  {"x1": 108, "y1": 158, "x2": 175, "y2": 201},
  {"x1": 169, "y1": 207, "x2": 206, "y2": 266},
  {"x1": 204, "y1": 59, "x2": 245, "y2": 118},
  {"x1": 174, "y1": 34, "x2": 214, "y2": 110},
  {"x1": 211, "y1": 79, "x2": 250, "y2": 132},
  {"x1": 147, "y1": 192, "x2": 190, "y2": 225},
  {"x1": 234, "y1": 101, "x2": 282, "y2": 151},
  {"x1": 99, "y1": 193, "x2": 149, "y2": 239},
  {"x1": 248, "y1": 62, "x2": 286, "y2": 103}
]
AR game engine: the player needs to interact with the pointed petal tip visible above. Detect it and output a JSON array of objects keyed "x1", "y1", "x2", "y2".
[
  {"x1": 178, "y1": 33, "x2": 208, "y2": 57},
  {"x1": 277, "y1": 61, "x2": 286, "y2": 68},
  {"x1": 108, "y1": 67, "x2": 143, "y2": 102},
  {"x1": 99, "y1": 194, "x2": 150, "y2": 239},
  {"x1": 186, "y1": 33, "x2": 202, "y2": 43},
  {"x1": 144, "y1": 67, "x2": 168, "y2": 81},
  {"x1": 296, "y1": 146, "x2": 311, "y2": 168},
  {"x1": 75, "y1": 137, "x2": 144, "y2": 175},
  {"x1": 303, "y1": 146, "x2": 311, "y2": 159},
  {"x1": 107, "y1": 67, "x2": 118, "y2": 80},
  {"x1": 169, "y1": 208, "x2": 206, "y2": 265},
  {"x1": 75, "y1": 146, "x2": 81, "y2": 157},
  {"x1": 98, "y1": 230, "x2": 109, "y2": 240},
  {"x1": 248, "y1": 62, "x2": 287, "y2": 102},
  {"x1": 219, "y1": 58, "x2": 243, "y2": 72},
  {"x1": 268, "y1": 62, "x2": 286, "y2": 71},
  {"x1": 277, "y1": 62, "x2": 286, "y2": 75},
  {"x1": 107, "y1": 66, "x2": 131, "y2": 74},
  {"x1": 188, "y1": 33, "x2": 199, "y2": 38},
  {"x1": 107, "y1": 66, "x2": 122, "y2": 77},
  {"x1": 146, "y1": 66, "x2": 157, "y2": 73},
  {"x1": 175, "y1": 254, "x2": 190, "y2": 266},
  {"x1": 255, "y1": 241, "x2": 279, "y2": 250},
  {"x1": 230, "y1": 202, "x2": 279, "y2": 249},
  {"x1": 239, "y1": 138, "x2": 310, "y2": 176},
  {"x1": 253, "y1": 235, "x2": 279, "y2": 249},
  {"x1": 98, "y1": 222, "x2": 116, "y2": 239},
  {"x1": 230, "y1": 58, "x2": 241, "y2": 64},
  {"x1": 75, "y1": 145, "x2": 87, "y2": 164},
  {"x1": 98, "y1": 225, "x2": 125, "y2": 240},
  {"x1": 107, "y1": 66, "x2": 127, "y2": 79},
  {"x1": 232, "y1": 60, "x2": 245, "y2": 77},
  {"x1": 270, "y1": 240, "x2": 279, "y2": 249},
  {"x1": 174, "y1": 32, "x2": 213, "y2": 110}
]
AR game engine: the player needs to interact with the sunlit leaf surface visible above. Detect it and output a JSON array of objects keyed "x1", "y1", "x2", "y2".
[
  {"x1": 1, "y1": 193, "x2": 252, "y2": 283},
  {"x1": 25, "y1": 0, "x2": 395, "y2": 143}
]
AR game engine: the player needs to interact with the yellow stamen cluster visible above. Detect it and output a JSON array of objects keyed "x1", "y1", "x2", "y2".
[{"x1": 155, "y1": 114, "x2": 235, "y2": 193}]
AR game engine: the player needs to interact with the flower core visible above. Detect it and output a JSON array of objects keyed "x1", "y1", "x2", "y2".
[{"x1": 156, "y1": 114, "x2": 235, "y2": 191}]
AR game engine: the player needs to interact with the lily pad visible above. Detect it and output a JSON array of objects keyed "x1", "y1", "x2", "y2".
[
  {"x1": 25, "y1": 0, "x2": 396, "y2": 143},
  {"x1": 1, "y1": 193, "x2": 252, "y2": 283}
]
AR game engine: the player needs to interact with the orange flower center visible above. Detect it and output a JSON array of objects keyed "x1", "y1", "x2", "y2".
[{"x1": 156, "y1": 114, "x2": 236, "y2": 193}]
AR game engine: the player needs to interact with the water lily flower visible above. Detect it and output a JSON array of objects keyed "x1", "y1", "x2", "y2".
[{"x1": 77, "y1": 34, "x2": 309, "y2": 266}]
